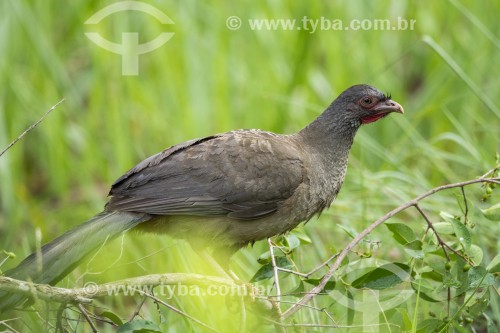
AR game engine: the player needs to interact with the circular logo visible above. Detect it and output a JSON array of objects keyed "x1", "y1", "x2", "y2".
[
  {"x1": 328, "y1": 259, "x2": 413, "y2": 312},
  {"x1": 226, "y1": 16, "x2": 242, "y2": 30}
]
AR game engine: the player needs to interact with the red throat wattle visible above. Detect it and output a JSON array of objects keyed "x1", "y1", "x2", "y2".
[{"x1": 361, "y1": 113, "x2": 388, "y2": 124}]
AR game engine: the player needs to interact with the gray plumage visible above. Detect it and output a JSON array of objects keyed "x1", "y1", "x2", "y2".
[{"x1": 0, "y1": 84, "x2": 403, "y2": 312}]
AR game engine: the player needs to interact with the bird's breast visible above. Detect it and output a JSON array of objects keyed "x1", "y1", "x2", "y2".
[{"x1": 298, "y1": 149, "x2": 350, "y2": 220}]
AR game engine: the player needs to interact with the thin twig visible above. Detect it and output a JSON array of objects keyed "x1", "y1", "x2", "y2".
[
  {"x1": 305, "y1": 252, "x2": 340, "y2": 277},
  {"x1": 460, "y1": 186, "x2": 469, "y2": 223},
  {"x1": 140, "y1": 291, "x2": 219, "y2": 333},
  {"x1": 34, "y1": 308, "x2": 58, "y2": 332},
  {"x1": 77, "y1": 304, "x2": 98, "y2": 333},
  {"x1": 129, "y1": 294, "x2": 147, "y2": 321},
  {"x1": 480, "y1": 165, "x2": 499, "y2": 178},
  {"x1": 0, "y1": 319, "x2": 21, "y2": 333},
  {"x1": 276, "y1": 267, "x2": 308, "y2": 278},
  {"x1": 415, "y1": 204, "x2": 474, "y2": 265},
  {"x1": 87, "y1": 312, "x2": 120, "y2": 327},
  {"x1": 0, "y1": 98, "x2": 65, "y2": 158},
  {"x1": 267, "y1": 238, "x2": 286, "y2": 333},
  {"x1": 268, "y1": 299, "x2": 326, "y2": 311},
  {"x1": 321, "y1": 308, "x2": 340, "y2": 327},
  {"x1": 414, "y1": 204, "x2": 450, "y2": 261},
  {"x1": 267, "y1": 238, "x2": 281, "y2": 306},
  {"x1": 276, "y1": 252, "x2": 341, "y2": 279},
  {"x1": 282, "y1": 176, "x2": 499, "y2": 318}
]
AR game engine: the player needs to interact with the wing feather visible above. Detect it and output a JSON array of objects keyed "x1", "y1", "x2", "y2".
[{"x1": 106, "y1": 130, "x2": 304, "y2": 220}]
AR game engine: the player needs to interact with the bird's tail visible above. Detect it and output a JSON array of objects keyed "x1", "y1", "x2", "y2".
[{"x1": 0, "y1": 211, "x2": 150, "y2": 312}]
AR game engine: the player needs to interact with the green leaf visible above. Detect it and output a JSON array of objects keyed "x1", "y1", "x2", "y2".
[
  {"x1": 404, "y1": 240, "x2": 424, "y2": 258},
  {"x1": 250, "y1": 256, "x2": 293, "y2": 282},
  {"x1": 420, "y1": 270, "x2": 444, "y2": 283},
  {"x1": 351, "y1": 263, "x2": 410, "y2": 290},
  {"x1": 466, "y1": 244, "x2": 483, "y2": 265},
  {"x1": 451, "y1": 220, "x2": 471, "y2": 251},
  {"x1": 118, "y1": 319, "x2": 162, "y2": 333},
  {"x1": 274, "y1": 235, "x2": 286, "y2": 247},
  {"x1": 454, "y1": 259, "x2": 470, "y2": 296},
  {"x1": 423, "y1": 254, "x2": 447, "y2": 276},
  {"x1": 430, "y1": 222, "x2": 454, "y2": 235},
  {"x1": 441, "y1": 213, "x2": 471, "y2": 251},
  {"x1": 465, "y1": 290, "x2": 490, "y2": 318},
  {"x1": 385, "y1": 222, "x2": 416, "y2": 245},
  {"x1": 395, "y1": 308, "x2": 413, "y2": 331},
  {"x1": 416, "y1": 318, "x2": 446, "y2": 333},
  {"x1": 411, "y1": 279, "x2": 441, "y2": 303},
  {"x1": 337, "y1": 224, "x2": 358, "y2": 239},
  {"x1": 469, "y1": 266, "x2": 496, "y2": 288},
  {"x1": 290, "y1": 228, "x2": 312, "y2": 245},
  {"x1": 257, "y1": 251, "x2": 271, "y2": 264},
  {"x1": 439, "y1": 211, "x2": 456, "y2": 222},
  {"x1": 100, "y1": 311, "x2": 123, "y2": 326},
  {"x1": 486, "y1": 253, "x2": 500, "y2": 273},
  {"x1": 303, "y1": 278, "x2": 336, "y2": 292},
  {"x1": 284, "y1": 234, "x2": 301, "y2": 251},
  {"x1": 481, "y1": 202, "x2": 500, "y2": 221}
]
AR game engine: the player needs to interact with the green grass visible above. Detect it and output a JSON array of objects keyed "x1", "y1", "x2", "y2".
[{"x1": 0, "y1": 0, "x2": 499, "y2": 332}]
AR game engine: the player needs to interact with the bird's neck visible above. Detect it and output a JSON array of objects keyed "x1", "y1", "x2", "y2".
[
  {"x1": 291, "y1": 108, "x2": 361, "y2": 218},
  {"x1": 298, "y1": 107, "x2": 360, "y2": 161}
]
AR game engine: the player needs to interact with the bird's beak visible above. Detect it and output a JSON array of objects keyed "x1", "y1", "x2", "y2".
[
  {"x1": 373, "y1": 99, "x2": 404, "y2": 114},
  {"x1": 360, "y1": 98, "x2": 404, "y2": 124}
]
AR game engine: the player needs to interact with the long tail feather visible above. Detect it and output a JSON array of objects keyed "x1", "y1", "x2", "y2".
[{"x1": 0, "y1": 211, "x2": 150, "y2": 312}]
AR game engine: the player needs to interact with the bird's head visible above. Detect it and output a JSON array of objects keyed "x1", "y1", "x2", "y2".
[
  {"x1": 300, "y1": 84, "x2": 404, "y2": 143},
  {"x1": 334, "y1": 84, "x2": 404, "y2": 126}
]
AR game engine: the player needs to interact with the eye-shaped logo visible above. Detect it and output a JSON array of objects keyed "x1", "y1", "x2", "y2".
[{"x1": 85, "y1": 1, "x2": 174, "y2": 76}]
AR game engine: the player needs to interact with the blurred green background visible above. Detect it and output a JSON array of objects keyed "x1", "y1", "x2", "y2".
[{"x1": 0, "y1": 0, "x2": 499, "y2": 332}]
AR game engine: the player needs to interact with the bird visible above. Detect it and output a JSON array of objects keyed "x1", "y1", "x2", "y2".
[{"x1": 0, "y1": 84, "x2": 403, "y2": 311}]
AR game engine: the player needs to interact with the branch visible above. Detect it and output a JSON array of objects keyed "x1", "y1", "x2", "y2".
[
  {"x1": 0, "y1": 273, "x2": 238, "y2": 305},
  {"x1": 282, "y1": 175, "x2": 500, "y2": 318},
  {"x1": 414, "y1": 204, "x2": 450, "y2": 261},
  {"x1": 415, "y1": 203, "x2": 473, "y2": 265},
  {"x1": 267, "y1": 238, "x2": 281, "y2": 306}
]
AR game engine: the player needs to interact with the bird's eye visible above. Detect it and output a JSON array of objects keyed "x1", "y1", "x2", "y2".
[{"x1": 359, "y1": 96, "x2": 376, "y2": 108}]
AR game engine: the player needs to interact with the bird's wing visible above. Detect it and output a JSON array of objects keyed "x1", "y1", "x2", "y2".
[{"x1": 106, "y1": 130, "x2": 305, "y2": 220}]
